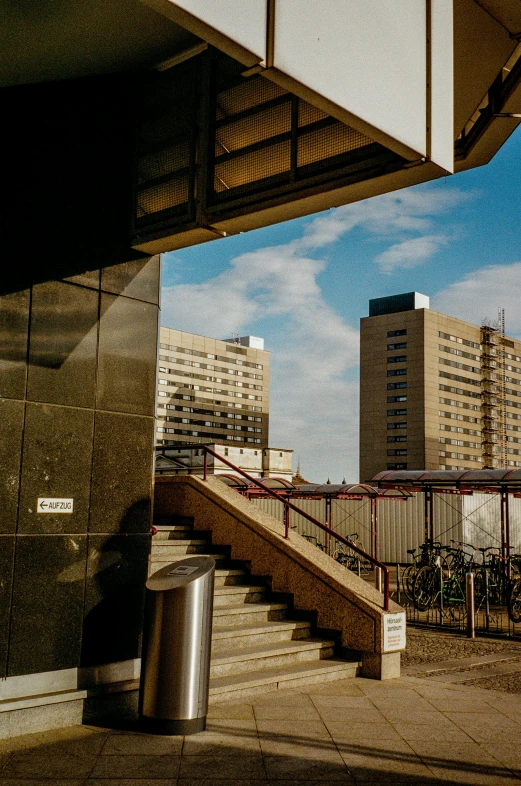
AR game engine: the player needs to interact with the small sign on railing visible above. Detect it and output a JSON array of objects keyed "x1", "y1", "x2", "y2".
[{"x1": 383, "y1": 611, "x2": 406, "y2": 652}]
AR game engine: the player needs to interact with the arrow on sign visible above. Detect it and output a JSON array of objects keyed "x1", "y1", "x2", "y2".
[{"x1": 38, "y1": 500, "x2": 48, "y2": 511}]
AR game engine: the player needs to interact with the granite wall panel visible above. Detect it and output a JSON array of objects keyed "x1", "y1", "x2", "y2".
[
  {"x1": 18, "y1": 403, "x2": 94, "y2": 534},
  {"x1": 90, "y1": 411, "x2": 154, "y2": 534},
  {"x1": 96, "y1": 293, "x2": 158, "y2": 416},
  {"x1": 101, "y1": 256, "x2": 160, "y2": 304},
  {"x1": 0, "y1": 536, "x2": 15, "y2": 678},
  {"x1": 8, "y1": 535, "x2": 87, "y2": 676},
  {"x1": 81, "y1": 534, "x2": 150, "y2": 666},
  {"x1": 27, "y1": 281, "x2": 99, "y2": 409},
  {"x1": 0, "y1": 398, "x2": 24, "y2": 534},
  {"x1": 0, "y1": 289, "x2": 29, "y2": 401}
]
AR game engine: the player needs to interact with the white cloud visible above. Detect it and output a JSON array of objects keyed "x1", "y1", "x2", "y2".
[
  {"x1": 161, "y1": 184, "x2": 470, "y2": 480},
  {"x1": 433, "y1": 261, "x2": 521, "y2": 337},
  {"x1": 375, "y1": 234, "x2": 450, "y2": 273}
]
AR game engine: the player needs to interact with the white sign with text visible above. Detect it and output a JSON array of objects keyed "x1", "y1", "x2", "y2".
[
  {"x1": 37, "y1": 498, "x2": 74, "y2": 514},
  {"x1": 383, "y1": 611, "x2": 406, "y2": 652}
]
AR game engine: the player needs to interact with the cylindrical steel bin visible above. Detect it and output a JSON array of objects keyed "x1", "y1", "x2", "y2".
[{"x1": 139, "y1": 556, "x2": 215, "y2": 735}]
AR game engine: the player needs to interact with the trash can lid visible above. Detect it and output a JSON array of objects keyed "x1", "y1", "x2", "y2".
[{"x1": 146, "y1": 556, "x2": 215, "y2": 591}]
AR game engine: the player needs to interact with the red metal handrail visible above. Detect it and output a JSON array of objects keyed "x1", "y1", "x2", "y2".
[{"x1": 200, "y1": 445, "x2": 390, "y2": 611}]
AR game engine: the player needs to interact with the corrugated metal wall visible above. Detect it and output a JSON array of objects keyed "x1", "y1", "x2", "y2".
[{"x1": 253, "y1": 493, "x2": 521, "y2": 563}]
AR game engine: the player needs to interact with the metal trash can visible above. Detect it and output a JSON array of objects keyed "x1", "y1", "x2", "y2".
[{"x1": 139, "y1": 556, "x2": 215, "y2": 735}]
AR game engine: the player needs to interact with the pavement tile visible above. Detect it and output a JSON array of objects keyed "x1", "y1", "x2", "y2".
[
  {"x1": 367, "y1": 698, "x2": 438, "y2": 714},
  {"x1": 1, "y1": 752, "x2": 97, "y2": 778},
  {"x1": 423, "y1": 696, "x2": 501, "y2": 713},
  {"x1": 252, "y1": 691, "x2": 315, "y2": 706},
  {"x1": 480, "y1": 742, "x2": 521, "y2": 771},
  {"x1": 263, "y1": 752, "x2": 353, "y2": 781},
  {"x1": 207, "y1": 703, "x2": 255, "y2": 719},
  {"x1": 179, "y1": 753, "x2": 266, "y2": 780},
  {"x1": 443, "y1": 711, "x2": 521, "y2": 743},
  {"x1": 316, "y1": 707, "x2": 387, "y2": 724},
  {"x1": 0, "y1": 781, "x2": 85, "y2": 786},
  {"x1": 310, "y1": 696, "x2": 377, "y2": 710},
  {"x1": 90, "y1": 753, "x2": 181, "y2": 778},
  {"x1": 338, "y1": 740, "x2": 436, "y2": 783},
  {"x1": 325, "y1": 722, "x2": 403, "y2": 743},
  {"x1": 253, "y1": 703, "x2": 322, "y2": 721},
  {"x1": 0, "y1": 725, "x2": 108, "y2": 756},
  {"x1": 378, "y1": 708, "x2": 459, "y2": 727},
  {"x1": 88, "y1": 781, "x2": 176, "y2": 786},
  {"x1": 256, "y1": 720, "x2": 330, "y2": 739},
  {"x1": 391, "y1": 721, "x2": 473, "y2": 743},
  {"x1": 259, "y1": 738, "x2": 340, "y2": 758},
  {"x1": 207, "y1": 718, "x2": 258, "y2": 732},
  {"x1": 182, "y1": 730, "x2": 261, "y2": 756},
  {"x1": 101, "y1": 732, "x2": 184, "y2": 755},
  {"x1": 177, "y1": 780, "x2": 266, "y2": 786},
  {"x1": 302, "y1": 682, "x2": 366, "y2": 697},
  {"x1": 406, "y1": 740, "x2": 521, "y2": 785}
]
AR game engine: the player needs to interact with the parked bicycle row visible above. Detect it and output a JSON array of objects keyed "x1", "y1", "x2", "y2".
[{"x1": 401, "y1": 539, "x2": 521, "y2": 622}]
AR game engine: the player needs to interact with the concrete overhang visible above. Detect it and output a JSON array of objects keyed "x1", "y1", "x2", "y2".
[{"x1": 2, "y1": 1, "x2": 521, "y2": 256}]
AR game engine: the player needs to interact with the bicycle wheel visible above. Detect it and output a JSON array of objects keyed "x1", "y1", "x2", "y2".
[
  {"x1": 413, "y1": 565, "x2": 437, "y2": 611},
  {"x1": 473, "y1": 571, "x2": 487, "y2": 606},
  {"x1": 508, "y1": 579, "x2": 521, "y2": 624},
  {"x1": 401, "y1": 564, "x2": 417, "y2": 602}
]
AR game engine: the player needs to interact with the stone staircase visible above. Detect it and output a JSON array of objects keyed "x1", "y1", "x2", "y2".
[{"x1": 151, "y1": 517, "x2": 361, "y2": 701}]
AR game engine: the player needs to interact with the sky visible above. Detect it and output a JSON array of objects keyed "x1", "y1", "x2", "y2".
[{"x1": 161, "y1": 127, "x2": 521, "y2": 483}]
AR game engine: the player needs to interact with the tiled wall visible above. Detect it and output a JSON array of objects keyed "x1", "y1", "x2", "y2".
[{"x1": 0, "y1": 256, "x2": 160, "y2": 678}]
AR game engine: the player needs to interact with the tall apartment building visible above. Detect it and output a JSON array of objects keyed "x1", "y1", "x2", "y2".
[
  {"x1": 156, "y1": 328, "x2": 269, "y2": 448},
  {"x1": 359, "y1": 292, "x2": 521, "y2": 481}
]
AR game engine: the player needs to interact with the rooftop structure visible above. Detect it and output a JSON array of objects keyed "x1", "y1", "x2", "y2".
[
  {"x1": 360, "y1": 294, "x2": 521, "y2": 481},
  {"x1": 157, "y1": 327, "x2": 269, "y2": 448}
]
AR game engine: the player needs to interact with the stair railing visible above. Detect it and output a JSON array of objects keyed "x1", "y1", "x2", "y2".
[{"x1": 199, "y1": 445, "x2": 390, "y2": 611}]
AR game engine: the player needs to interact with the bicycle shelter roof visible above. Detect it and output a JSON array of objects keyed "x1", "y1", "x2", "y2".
[{"x1": 372, "y1": 469, "x2": 521, "y2": 493}]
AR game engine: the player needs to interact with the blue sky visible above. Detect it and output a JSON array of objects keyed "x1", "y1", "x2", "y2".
[{"x1": 161, "y1": 128, "x2": 521, "y2": 483}]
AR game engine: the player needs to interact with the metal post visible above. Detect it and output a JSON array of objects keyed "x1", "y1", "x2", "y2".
[
  {"x1": 500, "y1": 490, "x2": 506, "y2": 560},
  {"x1": 325, "y1": 497, "x2": 332, "y2": 555},
  {"x1": 283, "y1": 504, "x2": 290, "y2": 539},
  {"x1": 396, "y1": 563, "x2": 401, "y2": 605},
  {"x1": 439, "y1": 556, "x2": 444, "y2": 626},
  {"x1": 370, "y1": 498, "x2": 376, "y2": 559},
  {"x1": 506, "y1": 490, "x2": 511, "y2": 581},
  {"x1": 375, "y1": 566, "x2": 382, "y2": 593},
  {"x1": 429, "y1": 489, "x2": 434, "y2": 544},
  {"x1": 466, "y1": 572, "x2": 475, "y2": 639},
  {"x1": 424, "y1": 488, "x2": 430, "y2": 544},
  {"x1": 485, "y1": 565, "x2": 490, "y2": 632}
]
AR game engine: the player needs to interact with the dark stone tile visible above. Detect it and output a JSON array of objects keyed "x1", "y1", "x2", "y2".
[
  {"x1": 81, "y1": 534, "x2": 150, "y2": 666},
  {"x1": 0, "y1": 536, "x2": 15, "y2": 678},
  {"x1": 27, "y1": 280, "x2": 99, "y2": 408},
  {"x1": 8, "y1": 535, "x2": 87, "y2": 676},
  {"x1": 64, "y1": 268, "x2": 100, "y2": 288},
  {"x1": 97, "y1": 293, "x2": 158, "y2": 416},
  {"x1": 0, "y1": 289, "x2": 29, "y2": 400},
  {"x1": 101, "y1": 255, "x2": 160, "y2": 304},
  {"x1": 90, "y1": 412, "x2": 154, "y2": 534},
  {"x1": 0, "y1": 398, "x2": 24, "y2": 534},
  {"x1": 18, "y1": 403, "x2": 94, "y2": 534}
]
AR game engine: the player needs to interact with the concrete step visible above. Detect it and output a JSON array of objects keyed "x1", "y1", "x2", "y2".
[
  {"x1": 209, "y1": 658, "x2": 360, "y2": 702},
  {"x1": 214, "y1": 569, "x2": 248, "y2": 587},
  {"x1": 149, "y1": 553, "x2": 228, "y2": 575},
  {"x1": 210, "y1": 639, "x2": 335, "y2": 679},
  {"x1": 211, "y1": 620, "x2": 311, "y2": 653},
  {"x1": 151, "y1": 539, "x2": 209, "y2": 555},
  {"x1": 153, "y1": 526, "x2": 195, "y2": 541},
  {"x1": 213, "y1": 586, "x2": 266, "y2": 606},
  {"x1": 213, "y1": 602, "x2": 288, "y2": 628}
]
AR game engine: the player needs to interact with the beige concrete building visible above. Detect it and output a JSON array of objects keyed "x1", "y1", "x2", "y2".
[
  {"x1": 156, "y1": 328, "x2": 269, "y2": 448},
  {"x1": 360, "y1": 293, "x2": 521, "y2": 481}
]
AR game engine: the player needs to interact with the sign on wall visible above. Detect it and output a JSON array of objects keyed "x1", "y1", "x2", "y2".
[
  {"x1": 383, "y1": 611, "x2": 406, "y2": 652},
  {"x1": 37, "y1": 498, "x2": 74, "y2": 514}
]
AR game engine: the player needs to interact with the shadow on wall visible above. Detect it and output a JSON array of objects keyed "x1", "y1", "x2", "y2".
[{"x1": 80, "y1": 500, "x2": 152, "y2": 668}]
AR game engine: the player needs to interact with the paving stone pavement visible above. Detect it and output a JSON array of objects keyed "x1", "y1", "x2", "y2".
[
  {"x1": 403, "y1": 628, "x2": 521, "y2": 694},
  {"x1": 1, "y1": 672, "x2": 521, "y2": 785}
]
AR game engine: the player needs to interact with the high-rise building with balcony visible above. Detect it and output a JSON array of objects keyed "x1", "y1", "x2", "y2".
[
  {"x1": 359, "y1": 293, "x2": 521, "y2": 481},
  {"x1": 156, "y1": 328, "x2": 269, "y2": 448}
]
